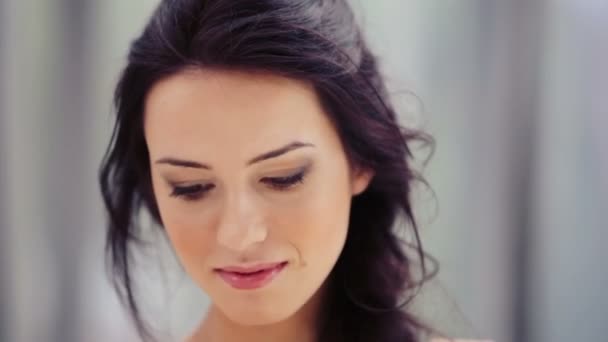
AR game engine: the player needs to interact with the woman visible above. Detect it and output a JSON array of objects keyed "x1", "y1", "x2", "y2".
[{"x1": 99, "y1": 0, "x2": 473, "y2": 341}]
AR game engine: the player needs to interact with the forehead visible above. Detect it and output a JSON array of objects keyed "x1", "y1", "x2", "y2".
[{"x1": 143, "y1": 68, "x2": 330, "y2": 159}]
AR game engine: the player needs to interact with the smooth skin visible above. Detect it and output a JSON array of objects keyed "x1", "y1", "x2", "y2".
[{"x1": 144, "y1": 68, "x2": 373, "y2": 342}]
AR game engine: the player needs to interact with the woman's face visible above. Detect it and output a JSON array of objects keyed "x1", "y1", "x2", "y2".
[{"x1": 144, "y1": 69, "x2": 372, "y2": 326}]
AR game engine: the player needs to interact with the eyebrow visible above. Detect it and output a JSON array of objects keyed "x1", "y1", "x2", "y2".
[{"x1": 154, "y1": 141, "x2": 315, "y2": 169}]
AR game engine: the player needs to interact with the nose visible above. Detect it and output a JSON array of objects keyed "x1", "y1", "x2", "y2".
[{"x1": 215, "y1": 189, "x2": 268, "y2": 252}]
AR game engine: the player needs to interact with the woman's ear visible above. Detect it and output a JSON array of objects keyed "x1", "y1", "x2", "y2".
[{"x1": 350, "y1": 166, "x2": 374, "y2": 196}]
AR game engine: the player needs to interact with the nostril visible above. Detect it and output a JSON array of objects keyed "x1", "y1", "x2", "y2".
[{"x1": 216, "y1": 221, "x2": 268, "y2": 251}]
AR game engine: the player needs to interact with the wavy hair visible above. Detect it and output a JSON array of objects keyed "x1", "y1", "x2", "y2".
[{"x1": 99, "y1": 0, "x2": 437, "y2": 341}]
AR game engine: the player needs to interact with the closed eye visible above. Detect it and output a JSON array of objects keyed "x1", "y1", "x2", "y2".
[
  {"x1": 170, "y1": 183, "x2": 215, "y2": 201},
  {"x1": 261, "y1": 170, "x2": 306, "y2": 191}
]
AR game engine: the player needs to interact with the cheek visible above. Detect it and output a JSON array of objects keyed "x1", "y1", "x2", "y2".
[
  {"x1": 165, "y1": 220, "x2": 214, "y2": 259},
  {"x1": 276, "y1": 165, "x2": 352, "y2": 268},
  {"x1": 155, "y1": 199, "x2": 217, "y2": 278}
]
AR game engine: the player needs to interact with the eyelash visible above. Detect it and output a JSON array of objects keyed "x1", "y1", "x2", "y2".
[
  {"x1": 169, "y1": 171, "x2": 307, "y2": 201},
  {"x1": 261, "y1": 171, "x2": 306, "y2": 190},
  {"x1": 170, "y1": 183, "x2": 214, "y2": 201}
]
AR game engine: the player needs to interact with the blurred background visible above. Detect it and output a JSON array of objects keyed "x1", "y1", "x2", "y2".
[{"x1": 1, "y1": 0, "x2": 606, "y2": 341}]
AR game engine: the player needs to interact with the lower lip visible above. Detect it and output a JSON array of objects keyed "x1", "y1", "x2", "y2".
[{"x1": 216, "y1": 262, "x2": 288, "y2": 290}]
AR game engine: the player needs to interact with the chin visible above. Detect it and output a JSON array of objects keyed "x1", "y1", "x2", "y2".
[{"x1": 220, "y1": 301, "x2": 299, "y2": 326}]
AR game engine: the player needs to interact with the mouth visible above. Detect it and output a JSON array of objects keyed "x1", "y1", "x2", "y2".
[{"x1": 214, "y1": 261, "x2": 289, "y2": 290}]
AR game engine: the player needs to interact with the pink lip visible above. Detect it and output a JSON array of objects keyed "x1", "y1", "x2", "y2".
[{"x1": 214, "y1": 262, "x2": 288, "y2": 290}]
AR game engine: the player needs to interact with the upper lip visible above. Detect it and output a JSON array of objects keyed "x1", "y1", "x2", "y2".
[{"x1": 215, "y1": 261, "x2": 287, "y2": 273}]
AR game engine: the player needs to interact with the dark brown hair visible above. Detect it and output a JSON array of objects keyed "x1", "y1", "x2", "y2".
[{"x1": 99, "y1": 0, "x2": 437, "y2": 341}]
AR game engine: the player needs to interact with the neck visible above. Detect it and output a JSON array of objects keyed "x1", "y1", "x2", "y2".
[{"x1": 188, "y1": 283, "x2": 328, "y2": 342}]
